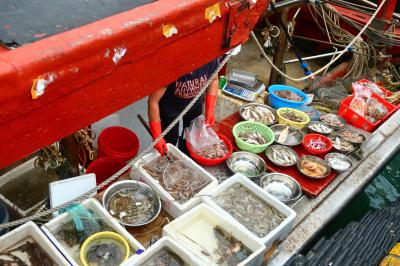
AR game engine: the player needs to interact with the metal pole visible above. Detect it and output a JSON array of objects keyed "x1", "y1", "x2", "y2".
[
  {"x1": 268, "y1": 9, "x2": 289, "y2": 86},
  {"x1": 284, "y1": 51, "x2": 345, "y2": 64}
]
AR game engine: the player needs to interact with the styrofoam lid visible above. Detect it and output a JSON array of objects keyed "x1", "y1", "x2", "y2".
[{"x1": 49, "y1": 174, "x2": 97, "y2": 209}]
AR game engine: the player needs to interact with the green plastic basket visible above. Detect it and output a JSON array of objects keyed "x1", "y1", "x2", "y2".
[{"x1": 232, "y1": 121, "x2": 275, "y2": 153}]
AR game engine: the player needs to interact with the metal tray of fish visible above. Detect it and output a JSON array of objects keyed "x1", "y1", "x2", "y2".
[
  {"x1": 0, "y1": 221, "x2": 69, "y2": 266},
  {"x1": 270, "y1": 124, "x2": 304, "y2": 146},
  {"x1": 239, "y1": 103, "x2": 277, "y2": 125},
  {"x1": 41, "y1": 198, "x2": 144, "y2": 266},
  {"x1": 163, "y1": 203, "x2": 266, "y2": 266},
  {"x1": 135, "y1": 144, "x2": 218, "y2": 218},
  {"x1": 125, "y1": 236, "x2": 203, "y2": 265},
  {"x1": 265, "y1": 144, "x2": 298, "y2": 167},
  {"x1": 307, "y1": 121, "x2": 333, "y2": 135},
  {"x1": 203, "y1": 173, "x2": 296, "y2": 248}
]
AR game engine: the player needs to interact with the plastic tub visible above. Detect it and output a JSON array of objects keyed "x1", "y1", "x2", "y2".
[
  {"x1": 186, "y1": 134, "x2": 233, "y2": 167},
  {"x1": 338, "y1": 94, "x2": 396, "y2": 132},
  {"x1": 97, "y1": 126, "x2": 140, "y2": 161},
  {"x1": 41, "y1": 198, "x2": 144, "y2": 266},
  {"x1": 125, "y1": 236, "x2": 204, "y2": 265},
  {"x1": 0, "y1": 221, "x2": 69, "y2": 265},
  {"x1": 232, "y1": 121, "x2": 275, "y2": 154},
  {"x1": 302, "y1": 134, "x2": 333, "y2": 155},
  {"x1": 163, "y1": 203, "x2": 266, "y2": 266},
  {"x1": 203, "y1": 173, "x2": 296, "y2": 248},
  {"x1": 268, "y1": 84, "x2": 308, "y2": 109},
  {"x1": 135, "y1": 144, "x2": 218, "y2": 218},
  {"x1": 277, "y1": 108, "x2": 310, "y2": 129},
  {"x1": 86, "y1": 157, "x2": 128, "y2": 191},
  {"x1": 0, "y1": 200, "x2": 9, "y2": 236}
]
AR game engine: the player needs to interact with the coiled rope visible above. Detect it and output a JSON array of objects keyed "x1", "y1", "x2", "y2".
[{"x1": 0, "y1": 52, "x2": 232, "y2": 230}]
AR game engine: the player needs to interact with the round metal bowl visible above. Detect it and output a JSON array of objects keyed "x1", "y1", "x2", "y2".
[
  {"x1": 102, "y1": 180, "x2": 161, "y2": 227},
  {"x1": 226, "y1": 151, "x2": 266, "y2": 178},
  {"x1": 325, "y1": 153, "x2": 353, "y2": 173},
  {"x1": 338, "y1": 129, "x2": 366, "y2": 146},
  {"x1": 307, "y1": 121, "x2": 333, "y2": 135},
  {"x1": 265, "y1": 144, "x2": 298, "y2": 167},
  {"x1": 260, "y1": 173, "x2": 302, "y2": 204},
  {"x1": 330, "y1": 136, "x2": 355, "y2": 154},
  {"x1": 297, "y1": 155, "x2": 331, "y2": 179},
  {"x1": 239, "y1": 103, "x2": 278, "y2": 126},
  {"x1": 270, "y1": 124, "x2": 304, "y2": 146},
  {"x1": 320, "y1": 114, "x2": 346, "y2": 131}
]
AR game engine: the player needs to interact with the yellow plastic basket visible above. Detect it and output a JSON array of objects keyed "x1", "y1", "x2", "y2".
[
  {"x1": 277, "y1": 108, "x2": 310, "y2": 129},
  {"x1": 80, "y1": 231, "x2": 130, "y2": 266}
]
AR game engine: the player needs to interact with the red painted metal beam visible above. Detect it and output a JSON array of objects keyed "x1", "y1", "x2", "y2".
[{"x1": 0, "y1": 0, "x2": 268, "y2": 169}]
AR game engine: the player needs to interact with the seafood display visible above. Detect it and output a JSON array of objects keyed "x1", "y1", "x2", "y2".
[
  {"x1": 85, "y1": 239, "x2": 126, "y2": 266},
  {"x1": 238, "y1": 132, "x2": 268, "y2": 145},
  {"x1": 280, "y1": 109, "x2": 306, "y2": 123},
  {"x1": 197, "y1": 142, "x2": 229, "y2": 159},
  {"x1": 350, "y1": 97, "x2": 389, "y2": 123},
  {"x1": 261, "y1": 173, "x2": 302, "y2": 204},
  {"x1": 266, "y1": 145, "x2": 297, "y2": 166},
  {"x1": 55, "y1": 213, "x2": 113, "y2": 248},
  {"x1": 143, "y1": 156, "x2": 210, "y2": 203},
  {"x1": 331, "y1": 137, "x2": 354, "y2": 153},
  {"x1": 325, "y1": 154, "x2": 352, "y2": 172},
  {"x1": 307, "y1": 137, "x2": 327, "y2": 151},
  {"x1": 142, "y1": 248, "x2": 188, "y2": 266},
  {"x1": 215, "y1": 183, "x2": 287, "y2": 237},
  {"x1": 271, "y1": 125, "x2": 303, "y2": 146},
  {"x1": 339, "y1": 130, "x2": 365, "y2": 144},
  {"x1": 107, "y1": 188, "x2": 158, "y2": 225},
  {"x1": 298, "y1": 158, "x2": 329, "y2": 178},
  {"x1": 212, "y1": 226, "x2": 251, "y2": 265},
  {"x1": 308, "y1": 122, "x2": 332, "y2": 134},
  {"x1": 274, "y1": 90, "x2": 303, "y2": 102},
  {"x1": 0, "y1": 240, "x2": 54, "y2": 266},
  {"x1": 320, "y1": 114, "x2": 345, "y2": 129},
  {"x1": 241, "y1": 105, "x2": 276, "y2": 125}
]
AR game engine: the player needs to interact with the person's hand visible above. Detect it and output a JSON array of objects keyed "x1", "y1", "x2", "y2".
[
  {"x1": 149, "y1": 121, "x2": 168, "y2": 156},
  {"x1": 205, "y1": 94, "x2": 217, "y2": 126}
]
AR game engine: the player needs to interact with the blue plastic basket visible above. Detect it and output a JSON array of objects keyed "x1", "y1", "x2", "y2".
[{"x1": 268, "y1": 85, "x2": 308, "y2": 109}]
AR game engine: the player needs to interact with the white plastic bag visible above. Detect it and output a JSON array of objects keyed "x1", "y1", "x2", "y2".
[{"x1": 185, "y1": 115, "x2": 221, "y2": 152}]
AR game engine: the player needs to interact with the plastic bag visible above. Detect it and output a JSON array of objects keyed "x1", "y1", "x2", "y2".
[
  {"x1": 366, "y1": 98, "x2": 388, "y2": 123},
  {"x1": 353, "y1": 80, "x2": 383, "y2": 96},
  {"x1": 63, "y1": 204, "x2": 101, "y2": 244},
  {"x1": 185, "y1": 115, "x2": 221, "y2": 153}
]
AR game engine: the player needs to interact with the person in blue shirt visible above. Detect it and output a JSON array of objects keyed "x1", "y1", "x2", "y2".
[{"x1": 148, "y1": 58, "x2": 220, "y2": 156}]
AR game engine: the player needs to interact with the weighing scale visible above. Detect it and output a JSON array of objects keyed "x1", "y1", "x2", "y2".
[{"x1": 222, "y1": 69, "x2": 265, "y2": 102}]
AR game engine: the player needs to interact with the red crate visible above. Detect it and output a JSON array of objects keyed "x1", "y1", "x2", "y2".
[{"x1": 338, "y1": 94, "x2": 396, "y2": 132}]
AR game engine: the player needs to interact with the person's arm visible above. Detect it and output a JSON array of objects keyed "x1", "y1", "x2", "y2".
[
  {"x1": 205, "y1": 76, "x2": 219, "y2": 125},
  {"x1": 148, "y1": 88, "x2": 168, "y2": 155},
  {"x1": 148, "y1": 87, "x2": 166, "y2": 123}
]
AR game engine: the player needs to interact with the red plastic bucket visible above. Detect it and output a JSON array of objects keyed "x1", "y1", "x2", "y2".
[
  {"x1": 86, "y1": 157, "x2": 128, "y2": 191},
  {"x1": 97, "y1": 126, "x2": 140, "y2": 161}
]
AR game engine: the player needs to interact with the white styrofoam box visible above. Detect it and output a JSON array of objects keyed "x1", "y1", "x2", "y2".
[
  {"x1": 0, "y1": 221, "x2": 69, "y2": 265},
  {"x1": 0, "y1": 157, "x2": 56, "y2": 217},
  {"x1": 41, "y1": 198, "x2": 144, "y2": 266},
  {"x1": 134, "y1": 143, "x2": 218, "y2": 218},
  {"x1": 203, "y1": 173, "x2": 296, "y2": 248},
  {"x1": 124, "y1": 236, "x2": 204, "y2": 265},
  {"x1": 163, "y1": 203, "x2": 266, "y2": 266}
]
